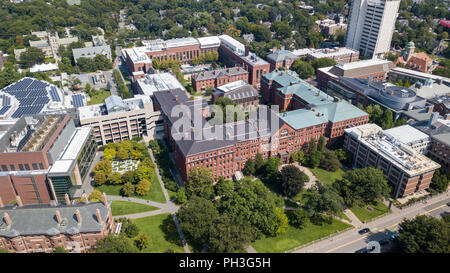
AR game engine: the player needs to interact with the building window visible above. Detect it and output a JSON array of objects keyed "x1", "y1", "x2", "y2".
[
  {"x1": 19, "y1": 164, "x2": 24, "y2": 171},
  {"x1": 1, "y1": 165, "x2": 7, "y2": 171},
  {"x1": 9, "y1": 165, "x2": 15, "y2": 171},
  {"x1": 24, "y1": 164, "x2": 30, "y2": 171},
  {"x1": 32, "y1": 163, "x2": 38, "y2": 170}
]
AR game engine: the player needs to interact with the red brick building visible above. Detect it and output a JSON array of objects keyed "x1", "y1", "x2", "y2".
[
  {"x1": 122, "y1": 37, "x2": 221, "y2": 74},
  {"x1": 265, "y1": 49, "x2": 299, "y2": 71},
  {"x1": 344, "y1": 124, "x2": 441, "y2": 198},
  {"x1": 0, "y1": 193, "x2": 114, "y2": 253},
  {"x1": 0, "y1": 114, "x2": 97, "y2": 205},
  {"x1": 191, "y1": 67, "x2": 249, "y2": 92},
  {"x1": 218, "y1": 35, "x2": 270, "y2": 89}
]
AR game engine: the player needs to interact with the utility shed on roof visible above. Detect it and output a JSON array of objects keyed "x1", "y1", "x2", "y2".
[{"x1": 105, "y1": 95, "x2": 126, "y2": 113}]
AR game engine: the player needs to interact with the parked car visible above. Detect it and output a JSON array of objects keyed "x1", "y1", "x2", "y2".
[
  {"x1": 358, "y1": 228, "x2": 371, "y2": 235},
  {"x1": 379, "y1": 239, "x2": 390, "y2": 245},
  {"x1": 446, "y1": 202, "x2": 450, "y2": 207},
  {"x1": 390, "y1": 232, "x2": 399, "y2": 240},
  {"x1": 355, "y1": 248, "x2": 367, "y2": 253}
]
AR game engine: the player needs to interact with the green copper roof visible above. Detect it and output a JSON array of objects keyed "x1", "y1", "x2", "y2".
[
  {"x1": 316, "y1": 101, "x2": 368, "y2": 122},
  {"x1": 406, "y1": 41, "x2": 415, "y2": 48},
  {"x1": 279, "y1": 109, "x2": 328, "y2": 129}
]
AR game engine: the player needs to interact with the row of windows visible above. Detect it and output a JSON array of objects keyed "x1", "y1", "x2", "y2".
[{"x1": 1, "y1": 163, "x2": 44, "y2": 172}]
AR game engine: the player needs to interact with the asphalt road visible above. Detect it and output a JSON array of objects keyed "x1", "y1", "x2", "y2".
[{"x1": 294, "y1": 194, "x2": 450, "y2": 253}]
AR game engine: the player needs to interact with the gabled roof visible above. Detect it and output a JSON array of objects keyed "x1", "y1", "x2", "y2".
[
  {"x1": 279, "y1": 109, "x2": 328, "y2": 129},
  {"x1": 266, "y1": 50, "x2": 299, "y2": 63},
  {"x1": 105, "y1": 95, "x2": 127, "y2": 113}
]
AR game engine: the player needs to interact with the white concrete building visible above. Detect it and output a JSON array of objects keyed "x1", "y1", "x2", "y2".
[
  {"x1": 77, "y1": 95, "x2": 163, "y2": 145},
  {"x1": 346, "y1": 0, "x2": 401, "y2": 58}
]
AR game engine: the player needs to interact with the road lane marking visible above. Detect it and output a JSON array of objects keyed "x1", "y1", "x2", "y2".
[{"x1": 324, "y1": 203, "x2": 448, "y2": 253}]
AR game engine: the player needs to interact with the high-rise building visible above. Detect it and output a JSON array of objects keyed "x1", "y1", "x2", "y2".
[{"x1": 345, "y1": 0, "x2": 400, "y2": 58}]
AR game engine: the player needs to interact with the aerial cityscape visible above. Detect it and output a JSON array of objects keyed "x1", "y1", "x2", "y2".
[{"x1": 0, "y1": 0, "x2": 449, "y2": 258}]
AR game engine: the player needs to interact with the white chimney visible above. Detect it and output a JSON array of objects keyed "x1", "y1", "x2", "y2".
[
  {"x1": 102, "y1": 192, "x2": 108, "y2": 207},
  {"x1": 3, "y1": 212, "x2": 11, "y2": 226},
  {"x1": 65, "y1": 194, "x2": 71, "y2": 206},
  {"x1": 75, "y1": 209, "x2": 82, "y2": 223},
  {"x1": 96, "y1": 209, "x2": 103, "y2": 225},
  {"x1": 55, "y1": 210, "x2": 62, "y2": 224},
  {"x1": 16, "y1": 196, "x2": 23, "y2": 207}
]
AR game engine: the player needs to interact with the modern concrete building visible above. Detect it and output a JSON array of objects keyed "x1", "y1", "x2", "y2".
[
  {"x1": 0, "y1": 114, "x2": 97, "y2": 205},
  {"x1": 316, "y1": 59, "x2": 394, "y2": 89},
  {"x1": 0, "y1": 194, "x2": 113, "y2": 253},
  {"x1": 325, "y1": 77, "x2": 427, "y2": 118},
  {"x1": 77, "y1": 95, "x2": 163, "y2": 145},
  {"x1": 134, "y1": 72, "x2": 186, "y2": 97},
  {"x1": 345, "y1": 0, "x2": 401, "y2": 58},
  {"x1": 344, "y1": 123, "x2": 440, "y2": 198}
]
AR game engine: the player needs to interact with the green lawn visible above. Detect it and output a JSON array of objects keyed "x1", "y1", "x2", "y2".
[
  {"x1": 95, "y1": 173, "x2": 166, "y2": 203},
  {"x1": 87, "y1": 90, "x2": 110, "y2": 105},
  {"x1": 350, "y1": 200, "x2": 391, "y2": 223},
  {"x1": 251, "y1": 217, "x2": 352, "y2": 253},
  {"x1": 310, "y1": 167, "x2": 345, "y2": 186},
  {"x1": 111, "y1": 200, "x2": 159, "y2": 216},
  {"x1": 131, "y1": 213, "x2": 185, "y2": 253}
]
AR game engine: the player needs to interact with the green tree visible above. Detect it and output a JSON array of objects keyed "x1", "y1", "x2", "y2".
[
  {"x1": 108, "y1": 172, "x2": 122, "y2": 185},
  {"x1": 391, "y1": 215, "x2": 449, "y2": 253},
  {"x1": 311, "y1": 58, "x2": 337, "y2": 70},
  {"x1": 243, "y1": 158, "x2": 256, "y2": 176},
  {"x1": 116, "y1": 147, "x2": 129, "y2": 161},
  {"x1": 304, "y1": 182, "x2": 344, "y2": 221},
  {"x1": 53, "y1": 246, "x2": 68, "y2": 253},
  {"x1": 117, "y1": 218, "x2": 140, "y2": 238},
  {"x1": 19, "y1": 47, "x2": 45, "y2": 68},
  {"x1": 279, "y1": 165, "x2": 309, "y2": 198},
  {"x1": 121, "y1": 182, "x2": 135, "y2": 197},
  {"x1": 269, "y1": 207, "x2": 289, "y2": 236},
  {"x1": 135, "y1": 179, "x2": 151, "y2": 196},
  {"x1": 286, "y1": 209, "x2": 309, "y2": 229},
  {"x1": 94, "y1": 172, "x2": 107, "y2": 186},
  {"x1": 290, "y1": 150, "x2": 304, "y2": 163},
  {"x1": 255, "y1": 153, "x2": 265, "y2": 173},
  {"x1": 208, "y1": 213, "x2": 258, "y2": 253},
  {"x1": 177, "y1": 196, "x2": 220, "y2": 246},
  {"x1": 334, "y1": 167, "x2": 390, "y2": 206},
  {"x1": 104, "y1": 148, "x2": 116, "y2": 160},
  {"x1": 214, "y1": 177, "x2": 235, "y2": 196},
  {"x1": 88, "y1": 189, "x2": 103, "y2": 202},
  {"x1": 291, "y1": 60, "x2": 315, "y2": 79},
  {"x1": 431, "y1": 169, "x2": 449, "y2": 193},
  {"x1": 135, "y1": 234, "x2": 150, "y2": 251},
  {"x1": 175, "y1": 188, "x2": 187, "y2": 204},
  {"x1": 94, "y1": 160, "x2": 112, "y2": 176},
  {"x1": 92, "y1": 234, "x2": 138, "y2": 253},
  {"x1": 185, "y1": 166, "x2": 215, "y2": 199},
  {"x1": 320, "y1": 150, "x2": 342, "y2": 172},
  {"x1": 317, "y1": 135, "x2": 326, "y2": 152}
]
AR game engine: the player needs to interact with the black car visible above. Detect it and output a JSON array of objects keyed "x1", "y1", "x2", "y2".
[
  {"x1": 447, "y1": 202, "x2": 450, "y2": 207},
  {"x1": 358, "y1": 228, "x2": 371, "y2": 235},
  {"x1": 379, "y1": 239, "x2": 390, "y2": 245},
  {"x1": 355, "y1": 248, "x2": 367, "y2": 253}
]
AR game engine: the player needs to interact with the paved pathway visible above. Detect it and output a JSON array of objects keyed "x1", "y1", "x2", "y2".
[
  {"x1": 105, "y1": 144, "x2": 191, "y2": 253},
  {"x1": 246, "y1": 246, "x2": 257, "y2": 253},
  {"x1": 343, "y1": 208, "x2": 363, "y2": 226}
]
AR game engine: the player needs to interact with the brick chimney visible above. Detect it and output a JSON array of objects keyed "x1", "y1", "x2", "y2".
[
  {"x1": 55, "y1": 210, "x2": 62, "y2": 224},
  {"x1": 3, "y1": 212, "x2": 11, "y2": 226},
  {"x1": 16, "y1": 196, "x2": 23, "y2": 207},
  {"x1": 245, "y1": 46, "x2": 250, "y2": 57},
  {"x1": 96, "y1": 209, "x2": 103, "y2": 225},
  {"x1": 102, "y1": 192, "x2": 108, "y2": 207},
  {"x1": 175, "y1": 95, "x2": 178, "y2": 102},
  {"x1": 65, "y1": 194, "x2": 71, "y2": 206},
  {"x1": 169, "y1": 89, "x2": 173, "y2": 94},
  {"x1": 272, "y1": 47, "x2": 277, "y2": 53},
  {"x1": 0, "y1": 197, "x2": 3, "y2": 208},
  {"x1": 82, "y1": 193, "x2": 89, "y2": 204},
  {"x1": 75, "y1": 209, "x2": 82, "y2": 224}
]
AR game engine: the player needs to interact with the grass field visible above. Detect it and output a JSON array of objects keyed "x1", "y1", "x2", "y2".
[
  {"x1": 131, "y1": 213, "x2": 185, "y2": 253},
  {"x1": 310, "y1": 167, "x2": 345, "y2": 186},
  {"x1": 111, "y1": 201, "x2": 159, "y2": 216},
  {"x1": 87, "y1": 90, "x2": 110, "y2": 105},
  {"x1": 251, "y1": 217, "x2": 352, "y2": 253},
  {"x1": 350, "y1": 200, "x2": 391, "y2": 223},
  {"x1": 95, "y1": 173, "x2": 166, "y2": 203}
]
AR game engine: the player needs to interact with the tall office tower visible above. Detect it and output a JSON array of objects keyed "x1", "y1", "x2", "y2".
[{"x1": 345, "y1": 0, "x2": 401, "y2": 59}]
